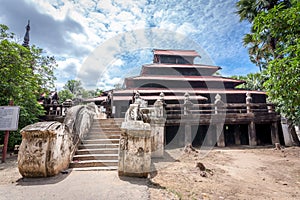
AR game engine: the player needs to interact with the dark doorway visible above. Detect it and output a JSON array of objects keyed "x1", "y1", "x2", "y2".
[
  {"x1": 165, "y1": 125, "x2": 185, "y2": 148},
  {"x1": 192, "y1": 125, "x2": 209, "y2": 147},
  {"x1": 256, "y1": 124, "x2": 272, "y2": 145},
  {"x1": 224, "y1": 125, "x2": 235, "y2": 146},
  {"x1": 240, "y1": 124, "x2": 249, "y2": 145}
]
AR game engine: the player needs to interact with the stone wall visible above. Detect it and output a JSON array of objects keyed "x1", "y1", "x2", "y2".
[{"x1": 18, "y1": 103, "x2": 97, "y2": 177}]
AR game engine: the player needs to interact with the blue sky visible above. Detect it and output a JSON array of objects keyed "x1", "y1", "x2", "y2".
[{"x1": 0, "y1": 0, "x2": 259, "y2": 90}]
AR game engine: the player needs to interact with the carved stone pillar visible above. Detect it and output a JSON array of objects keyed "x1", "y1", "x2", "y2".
[{"x1": 151, "y1": 95, "x2": 166, "y2": 157}]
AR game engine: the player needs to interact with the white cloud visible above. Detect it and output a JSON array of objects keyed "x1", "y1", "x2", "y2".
[{"x1": 0, "y1": 0, "x2": 257, "y2": 90}]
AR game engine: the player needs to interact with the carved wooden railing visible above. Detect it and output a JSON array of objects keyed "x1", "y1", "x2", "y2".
[
  {"x1": 42, "y1": 102, "x2": 72, "y2": 116},
  {"x1": 166, "y1": 103, "x2": 276, "y2": 118}
]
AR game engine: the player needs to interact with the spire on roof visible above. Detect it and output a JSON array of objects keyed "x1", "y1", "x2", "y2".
[{"x1": 22, "y1": 20, "x2": 30, "y2": 48}]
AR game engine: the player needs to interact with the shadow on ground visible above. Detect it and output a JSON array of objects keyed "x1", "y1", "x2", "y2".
[{"x1": 16, "y1": 169, "x2": 72, "y2": 186}]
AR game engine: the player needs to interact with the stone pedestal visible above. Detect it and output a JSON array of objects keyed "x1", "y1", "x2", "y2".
[
  {"x1": 119, "y1": 121, "x2": 152, "y2": 177},
  {"x1": 150, "y1": 118, "x2": 166, "y2": 158}
]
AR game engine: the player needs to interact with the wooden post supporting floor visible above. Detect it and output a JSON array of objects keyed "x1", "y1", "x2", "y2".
[
  {"x1": 185, "y1": 122, "x2": 192, "y2": 145},
  {"x1": 271, "y1": 122, "x2": 279, "y2": 144},
  {"x1": 205, "y1": 126, "x2": 215, "y2": 146},
  {"x1": 248, "y1": 121, "x2": 257, "y2": 146},
  {"x1": 216, "y1": 124, "x2": 225, "y2": 147},
  {"x1": 234, "y1": 125, "x2": 241, "y2": 145}
]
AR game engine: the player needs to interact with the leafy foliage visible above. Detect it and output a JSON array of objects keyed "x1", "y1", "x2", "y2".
[
  {"x1": 236, "y1": 0, "x2": 300, "y2": 125},
  {"x1": 236, "y1": 0, "x2": 292, "y2": 71},
  {"x1": 58, "y1": 89, "x2": 74, "y2": 103},
  {"x1": 231, "y1": 73, "x2": 265, "y2": 91},
  {"x1": 0, "y1": 24, "x2": 57, "y2": 147},
  {"x1": 58, "y1": 79, "x2": 103, "y2": 103},
  {"x1": 252, "y1": 1, "x2": 300, "y2": 124}
]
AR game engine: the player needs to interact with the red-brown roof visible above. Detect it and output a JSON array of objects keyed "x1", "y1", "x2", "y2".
[
  {"x1": 127, "y1": 75, "x2": 244, "y2": 83},
  {"x1": 142, "y1": 63, "x2": 221, "y2": 69},
  {"x1": 113, "y1": 88, "x2": 265, "y2": 95},
  {"x1": 83, "y1": 96, "x2": 107, "y2": 102},
  {"x1": 153, "y1": 49, "x2": 200, "y2": 57},
  {"x1": 113, "y1": 95, "x2": 207, "y2": 101}
]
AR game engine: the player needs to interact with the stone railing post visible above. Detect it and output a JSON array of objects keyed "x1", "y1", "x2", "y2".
[
  {"x1": 150, "y1": 92, "x2": 166, "y2": 158},
  {"x1": 214, "y1": 94, "x2": 223, "y2": 114},
  {"x1": 246, "y1": 92, "x2": 252, "y2": 113}
]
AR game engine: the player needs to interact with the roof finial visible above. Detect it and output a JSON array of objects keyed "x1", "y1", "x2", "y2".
[{"x1": 22, "y1": 20, "x2": 30, "y2": 48}]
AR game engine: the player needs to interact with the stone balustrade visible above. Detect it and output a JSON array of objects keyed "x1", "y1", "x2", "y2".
[{"x1": 18, "y1": 103, "x2": 97, "y2": 177}]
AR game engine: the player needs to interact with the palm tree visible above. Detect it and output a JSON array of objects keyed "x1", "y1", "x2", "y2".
[{"x1": 236, "y1": 0, "x2": 291, "y2": 70}]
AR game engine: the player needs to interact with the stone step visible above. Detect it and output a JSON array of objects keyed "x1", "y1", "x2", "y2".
[
  {"x1": 73, "y1": 154, "x2": 118, "y2": 161},
  {"x1": 71, "y1": 166, "x2": 118, "y2": 171},
  {"x1": 97, "y1": 122, "x2": 122, "y2": 125},
  {"x1": 69, "y1": 160, "x2": 118, "y2": 168},
  {"x1": 75, "y1": 148, "x2": 119, "y2": 155},
  {"x1": 78, "y1": 143, "x2": 119, "y2": 149},
  {"x1": 90, "y1": 127, "x2": 121, "y2": 131},
  {"x1": 70, "y1": 118, "x2": 124, "y2": 171},
  {"x1": 94, "y1": 119, "x2": 122, "y2": 122},
  {"x1": 88, "y1": 130, "x2": 123, "y2": 134},
  {"x1": 85, "y1": 135, "x2": 120, "y2": 140},
  {"x1": 82, "y1": 139, "x2": 119, "y2": 144}
]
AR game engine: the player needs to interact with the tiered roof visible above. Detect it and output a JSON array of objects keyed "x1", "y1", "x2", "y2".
[{"x1": 112, "y1": 49, "x2": 265, "y2": 104}]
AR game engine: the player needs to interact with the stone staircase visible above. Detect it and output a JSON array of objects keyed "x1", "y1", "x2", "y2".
[{"x1": 69, "y1": 118, "x2": 123, "y2": 171}]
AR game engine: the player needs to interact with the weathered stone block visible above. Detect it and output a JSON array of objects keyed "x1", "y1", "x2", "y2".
[
  {"x1": 18, "y1": 121, "x2": 71, "y2": 177},
  {"x1": 119, "y1": 121, "x2": 152, "y2": 178},
  {"x1": 18, "y1": 104, "x2": 96, "y2": 177}
]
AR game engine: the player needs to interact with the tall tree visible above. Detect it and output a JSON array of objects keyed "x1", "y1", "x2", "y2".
[
  {"x1": 236, "y1": 0, "x2": 292, "y2": 70},
  {"x1": 63, "y1": 79, "x2": 84, "y2": 96},
  {"x1": 0, "y1": 24, "x2": 57, "y2": 147},
  {"x1": 252, "y1": 1, "x2": 300, "y2": 125}
]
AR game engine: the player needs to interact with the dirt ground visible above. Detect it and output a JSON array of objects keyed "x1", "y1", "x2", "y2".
[
  {"x1": 1, "y1": 146, "x2": 300, "y2": 200},
  {"x1": 149, "y1": 146, "x2": 300, "y2": 200}
]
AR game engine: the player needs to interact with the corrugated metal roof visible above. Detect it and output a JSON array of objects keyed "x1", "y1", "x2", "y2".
[{"x1": 153, "y1": 49, "x2": 200, "y2": 57}]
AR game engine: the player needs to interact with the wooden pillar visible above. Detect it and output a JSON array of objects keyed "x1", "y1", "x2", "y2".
[
  {"x1": 216, "y1": 124, "x2": 225, "y2": 147},
  {"x1": 271, "y1": 122, "x2": 279, "y2": 144},
  {"x1": 205, "y1": 126, "x2": 214, "y2": 146},
  {"x1": 185, "y1": 122, "x2": 192, "y2": 145},
  {"x1": 234, "y1": 125, "x2": 241, "y2": 145},
  {"x1": 248, "y1": 121, "x2": 257, "y2": 146}
]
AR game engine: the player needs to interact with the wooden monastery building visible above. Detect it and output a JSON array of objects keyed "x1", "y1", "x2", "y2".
[{"x1": 94, "y1": 49, "x2": 283, "y2": 147}]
